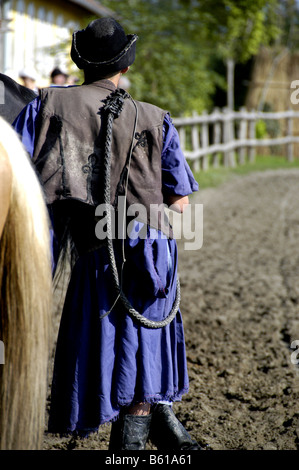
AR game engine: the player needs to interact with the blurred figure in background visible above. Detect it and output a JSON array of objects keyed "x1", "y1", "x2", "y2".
[
  {"x1": 118, "y1": 75, "x2": 131, "y2": 90},
  {"x1": 66, "y1": 75, "x2": 80, "y2": 86},
  {"x1": 19, "y1": 68, "x2": 39, "y2": 94},
  {"x1": 50, "y1": 67, "x2": 68, "y2": 86}
]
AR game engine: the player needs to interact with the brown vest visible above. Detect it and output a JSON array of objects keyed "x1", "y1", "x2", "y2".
[{"x1": 32, "y1": 80, "x2": 172, "y2": 253}]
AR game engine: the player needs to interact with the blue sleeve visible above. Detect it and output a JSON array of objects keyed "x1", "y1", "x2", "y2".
[
  {"x1": 13, "y1": 97, "x2": 41, "y2": 157},
  {"x1": 162, "y1": 113, "x2": 199, "y2": 196}
]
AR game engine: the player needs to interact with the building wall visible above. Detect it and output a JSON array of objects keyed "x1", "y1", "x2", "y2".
[{"x1": 3, "y1": 0, "x2": 94, "y2": 86}]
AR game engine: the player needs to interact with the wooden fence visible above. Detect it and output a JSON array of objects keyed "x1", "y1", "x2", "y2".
[{"x1": 173, "y1": 108, "x2": 299, "y2": 172}]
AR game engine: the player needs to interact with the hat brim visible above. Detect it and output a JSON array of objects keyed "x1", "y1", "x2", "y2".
[{"x1": 71, "y1": 31, "x2": 138, "y2": 73}]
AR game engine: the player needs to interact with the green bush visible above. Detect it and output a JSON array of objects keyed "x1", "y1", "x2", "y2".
[{"x1": 255, "y1": 120, "x2": 267, "y2": 139}]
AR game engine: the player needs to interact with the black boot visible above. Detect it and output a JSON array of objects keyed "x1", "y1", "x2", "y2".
[
  {"x1": 109, "y1": 412, "x2": 152, "y2": 450},
  {"x1": 150, "y1": 404, "x2": 202, "y2": 451}
]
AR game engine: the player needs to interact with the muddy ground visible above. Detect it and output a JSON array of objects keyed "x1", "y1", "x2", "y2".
[{"x1": 43, "y1": 168, "x2": 299, "y2": 451}]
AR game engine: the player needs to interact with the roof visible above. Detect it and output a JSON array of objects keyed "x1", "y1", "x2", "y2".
[{"x1": 67, "y1": 0, "x2": 116, "y2": 17}]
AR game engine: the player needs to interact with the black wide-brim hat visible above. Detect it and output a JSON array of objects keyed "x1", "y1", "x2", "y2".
[{"x1": 71, "y1": 18, "x2": 138, "y2": 74}]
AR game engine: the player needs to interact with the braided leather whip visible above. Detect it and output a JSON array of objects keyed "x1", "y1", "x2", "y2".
[{"x1": 102, "y1": 89, "x2": 180, "y2": 328}]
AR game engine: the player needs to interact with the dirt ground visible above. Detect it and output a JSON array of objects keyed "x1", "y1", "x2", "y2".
[{"x1": 43, "y1": 168, "x2": 299, "y2": 451}]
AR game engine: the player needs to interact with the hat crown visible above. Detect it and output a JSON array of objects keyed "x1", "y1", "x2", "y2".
[{"x1": 82, "y1": 18, "x2": 128, "y2": 62}]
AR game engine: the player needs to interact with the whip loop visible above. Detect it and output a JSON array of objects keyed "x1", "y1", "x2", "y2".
[{"x1": 101, "y1": 88, "x2": 180, "y2": 328}]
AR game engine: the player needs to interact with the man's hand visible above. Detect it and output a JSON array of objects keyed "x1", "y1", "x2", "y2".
[{"x1": 165, "y1": 194, "x2": 189, "y2": 213}]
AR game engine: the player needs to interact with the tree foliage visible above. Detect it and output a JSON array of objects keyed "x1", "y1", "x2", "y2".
[
  {"x1": 100, "y1": 0, "x2": 225, "y2": 115},
  {"x1": 195, "y1": 0, "x2": 279, "y2": 62},
  {"x1": 272, "y1": 0, "x2": 299, "y2": 51},
  {"x1": 99, "y1": 0, "x2": 282, "y2": 115}
]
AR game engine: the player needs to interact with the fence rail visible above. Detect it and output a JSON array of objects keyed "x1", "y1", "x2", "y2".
[{"x1": 173, "y1": 108, "x2": 299, "y2": 172}]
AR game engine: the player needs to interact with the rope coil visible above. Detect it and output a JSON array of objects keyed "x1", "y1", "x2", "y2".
[{"x1": 102, "y1": 89, "x2": 180, "y2": 328}]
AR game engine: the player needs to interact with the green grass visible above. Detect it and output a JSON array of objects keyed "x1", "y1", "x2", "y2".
[{"x1": 192, "y1": 154, "x2": 299, "y2": 189}]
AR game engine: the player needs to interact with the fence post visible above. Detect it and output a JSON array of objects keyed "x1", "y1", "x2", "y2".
[
  {"x1": 248, "y1": 110, "x2": 256, "y2": 163},
  {"x1": 178, "y1": 126, "x2": 186, "y2": 153},
  {"x1": 223, "y1": 108, "x2": 229, "y2": 167},
  {"x1": 287, "y1": 109, "x2": 294, "y2": 162},
  {"x1": 201, "y1": 110, "x2": 209, "y2": 170},
  {"x1": 237, "y1": 107, "x2": 247, "y2": 165},
  {"x1": 191, "y1": 111, "x2": 200, "y2": 172},
  {"x1": 223, "y1": 107, "x2": 236, "y2": 167},
  {"x1": 212, "y1": 107, "x2": 221, "y2": 168}
]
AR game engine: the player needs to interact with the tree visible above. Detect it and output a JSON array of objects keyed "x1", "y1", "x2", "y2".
[
  {"x1": 256, "y1": 0, "x2": 299, "y2": 111},
  {"x1": 99, "y1": 0, "x2": 281, "y2": 114},
  {"x1": 193, "y1": 0, "x2": 280, "y2": 109},
  {"x1": 101, "y1": 0, "x2": 224, "y2": 115}
]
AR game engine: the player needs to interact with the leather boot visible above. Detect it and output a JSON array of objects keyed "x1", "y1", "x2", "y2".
[
  {"x1": 150, "y1": 404, "x2": 202, "y2": 450},
  {"x1": 109, "y1": 412, "x2": 152, "y2": 450}
]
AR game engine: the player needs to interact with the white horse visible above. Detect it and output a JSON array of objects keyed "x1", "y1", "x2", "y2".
[{"x1": 0, "y1": 117, "x2": 52, "y2": 449}]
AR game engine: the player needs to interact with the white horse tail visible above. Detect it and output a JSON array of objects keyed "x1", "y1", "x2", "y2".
[{"x1": 0, "y1": 116, "x2": 52, "y2": 449}]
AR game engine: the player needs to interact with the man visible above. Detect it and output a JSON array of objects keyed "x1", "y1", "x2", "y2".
[
  {"x1": 50, "y1": 66, "x2": 68, "y2": 86},
  {"x1": 14, "y1": 18, "x2": 200, "y2": 451},
  {"x1": 19, "y1": 67, "x2": 39, "y2": 93}
]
